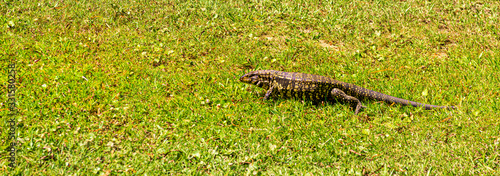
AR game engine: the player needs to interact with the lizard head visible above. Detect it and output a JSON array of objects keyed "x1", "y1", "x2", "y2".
[{"x1": 239, "y1": 70, "x2": 273, "y2": 89}]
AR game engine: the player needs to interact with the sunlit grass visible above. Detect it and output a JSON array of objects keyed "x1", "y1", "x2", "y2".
[{"x1": 1, "y1": 0, "x2": 499, "y2": 174}]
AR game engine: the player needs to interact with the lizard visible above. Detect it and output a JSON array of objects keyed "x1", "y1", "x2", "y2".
[{"x1": 239, "y1": 70, "x2": 456, "y2": 114}]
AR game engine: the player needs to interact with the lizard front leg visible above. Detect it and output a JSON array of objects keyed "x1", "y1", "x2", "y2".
[
  {"x1": 263, "y1": 84, "x2": 275, "y2": 100},
  {"x1": 330, "y1": 88, "x2": 366, "y2": 114}
]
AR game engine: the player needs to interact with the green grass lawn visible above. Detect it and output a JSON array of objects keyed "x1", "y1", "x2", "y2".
[{"x1": 1, "y1": 0, "x2": 499, "y2": 174}]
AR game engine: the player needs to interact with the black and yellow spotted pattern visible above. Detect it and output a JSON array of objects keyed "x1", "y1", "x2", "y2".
[{"x1": 239, "y1": 70, "x2": 455, "y2": 114}]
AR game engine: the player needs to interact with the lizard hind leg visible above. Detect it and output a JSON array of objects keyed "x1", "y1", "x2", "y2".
[{"x1": 330, "y1": 88, "x2": 366, "y2": 114}]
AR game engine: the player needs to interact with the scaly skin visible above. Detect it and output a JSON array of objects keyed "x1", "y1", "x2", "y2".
[{"x1": 239, "y1": 70, "x2": 456, "y2": 114}]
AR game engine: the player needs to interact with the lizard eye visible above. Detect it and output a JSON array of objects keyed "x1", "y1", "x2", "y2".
[{"x1": 251, "y1": 76, "x2": 259, "y2": 84}]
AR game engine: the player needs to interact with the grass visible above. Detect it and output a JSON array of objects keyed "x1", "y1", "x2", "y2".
[{"x1": 0, "y1": 0, "x2": 499, "y2": 174}]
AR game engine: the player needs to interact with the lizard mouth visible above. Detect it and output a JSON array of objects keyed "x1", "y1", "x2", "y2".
[
  {"x1": 239, "y1": 74, "x2": 256, "y2": 83},
  {"x1": 239, "y1": 75, "x2": 251, "y2": 83}
]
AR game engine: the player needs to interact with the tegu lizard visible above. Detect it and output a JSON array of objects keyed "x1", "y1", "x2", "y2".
[{"x1": 239, "y1": 70, "x2": 456, "y2": 114}]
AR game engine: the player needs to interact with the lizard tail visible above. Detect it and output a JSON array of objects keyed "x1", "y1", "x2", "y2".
[{"x1": 346, "y1": 83, "x2": 456, "y2": 110}]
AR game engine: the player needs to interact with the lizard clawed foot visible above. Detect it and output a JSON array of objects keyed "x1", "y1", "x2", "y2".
[{"x1": 354, "y1": 103, "x2": 366, "y2": 115}]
